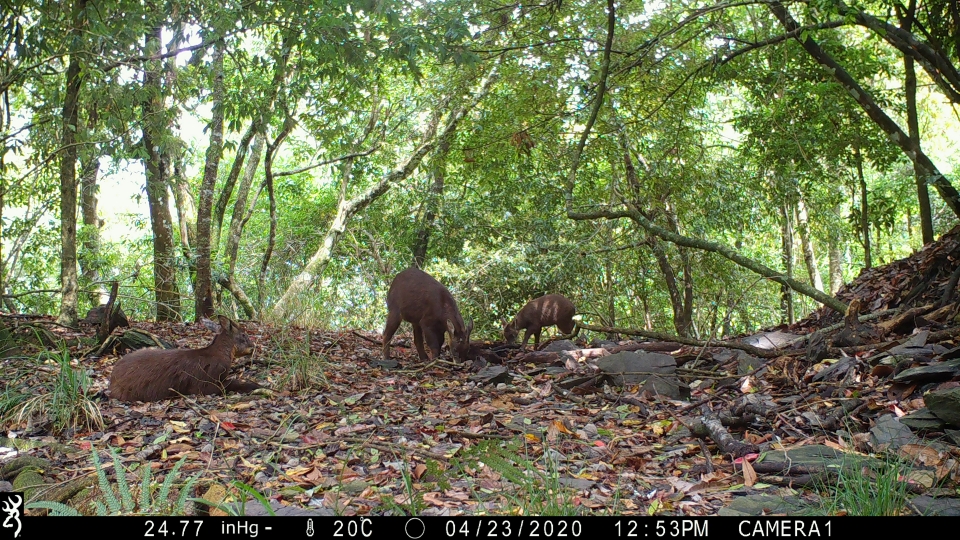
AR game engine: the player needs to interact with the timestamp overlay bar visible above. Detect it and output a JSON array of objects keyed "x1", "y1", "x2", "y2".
[{"x1": 21, "y1": 515, "x2": 897, "y2": 538}]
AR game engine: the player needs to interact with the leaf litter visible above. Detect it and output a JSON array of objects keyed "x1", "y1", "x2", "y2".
[{"x1": 6, "y1": 227, "x2": 960, "y2": 515}]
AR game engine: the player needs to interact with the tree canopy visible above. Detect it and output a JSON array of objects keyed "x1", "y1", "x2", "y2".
[{"x1": 2, "y1": 0, "x2": 959, "y2": 339}]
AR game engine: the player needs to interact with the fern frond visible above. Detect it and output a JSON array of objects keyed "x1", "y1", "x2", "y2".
[
  {"x1": 110, "y1": 447, "x2": 136, "y2": 512},
  {"x1": 158, "y1": 456, "x2": 188, "y2": 504},
  {"x1": 92, "y1": 450, "x2": 121, "y2": 514},
  {"x1": 26, "y1": 501, "x2": 82, "y2": 516},
  {"x1": 140, "y1": 462, "x2": 152, "y2": 510}
]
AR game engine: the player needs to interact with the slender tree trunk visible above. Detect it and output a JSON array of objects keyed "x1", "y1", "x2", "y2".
[
  {"x1": 900, "y1": 0, "x2": 934, "y2": 244},
  {"x1": 79, "y1": 154, "x2": 102, "y2": 306},
  {"x1": 648, "y1": 237, "x2": 691, "y2": 336},
  {"x1": 195, "y1": 41, "x2": 225, "y2": 320},
  {"x1": 57, "y1": 0, "x2": 88, "y2": 326},
  {"x1": 604, "y1": 173, "x2": 616, "y2": 336},
  {"x1": 0, "y1": 155, "x2": 5, "y2": 303},
  {"x1": 221, "y1": 169, "x2": 267, "y2": 319},
  {"x1": 796, "y1": 196, "x2": 823, "y2": 292},
  {"x1": 604, "y1": 258, "x2": 617, "y2": 337},
  {"x1": 210, "y1": 121, "x2": 253, "y2": 256},
  {"x1": 666, "y1": 205, "x2": 694, "y2": 336},
  {"x1": 411, "y1": 138, "x2": 449, "y2": 268},
  {"x1": 637, "y1": 252, "x2": 653, "y2": 330},
  {"x1": 257, "y1": 114, "x2": 295, "y2": 311},
  {"x1": 224, "y1": 134, "x2": 264, "y2": 276},
  {"x1": 828, "y1": 203, "x2": 844, "y2": 294},
  {"x1": 855, "y1": 143, "x2": 872, "y2": 269},
  {"x1": 141, "y1": 24, "x2": 180, "y2": 321},
  {"x1": 212, "y1": 122, "x2": 255, "y2": 254},
  {"x1": 172, "y1": 155, "x2": 196, "y2": 274},
  {"x1": 780, "y1": 202, "x2": 795, "y2": 324}
]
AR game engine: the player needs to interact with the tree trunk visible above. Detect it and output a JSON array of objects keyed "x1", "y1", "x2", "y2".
[
  {"x1": 141, "y1": 24, "x2": 181, "y2": 321},
  {"x1": 666, "y1": 204, "x2": 694, "y2": 336},
  {"x1": 194, "y1": 40, "x2": 225, "y2": 320},
  {"x1": 257, "y1": 114, "x2": 295, "y2": 310},
  {"x1": 900, "y1": 0, "x2": 934, "y2": 245},
  {"x1": 828, "y1": 203, "x2": 844, "y2": 294},
  {"x1": 0, "y1": 156, "x2": 4, "y2": 303},
  {"x1": 220, "y1": 142, "x2": 266, "y2": 319},
  {"x1": 855, "y1": 143, "x2": 872, "y2": 269},
  {"x1": 796, "y1": 195, "x2": 823, "y2": 292},
  {"x1": 171, "y1": 155, "x2": 196, "y2": 275},
  {"x1": 224, "y1": 134, "x2": 264, "y2": 277},
  {"x1": 780, "y1": 202, "x2": 795, "y2": 324},
  {"x1": 411, "y1": 138, "x2": 449, "y2": 268},
  {"x1": 769, "y1": 1, "x2": 960, "y2": 220},
  {"x1": 79, "y1": 154, "x2": 102, "y2": 306},
  {"x1": 57, "y1": 0, "x2": 87, "y2": 327},
  {"x1": 212, "y1": 122, "x2": 255, "y2": 255},
  {"x1": 617, "y1": 125, "x2": 693, "y2": 336},
  {"x1": 270, "y1": 66, "x2": 500, "y2": 321}
]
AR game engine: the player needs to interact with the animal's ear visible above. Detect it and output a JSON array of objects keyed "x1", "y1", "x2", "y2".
[
  {"x1": 201, "y1": 317, "x2": 221, "y2": 333},
  {"x1": 218, "y1": 315, "x2": 232, "y2": 332},
  {"x1": 465, "y1": 319, "x2": 474, "y2": 335},
  {"x1": 446, "y1": 319, "x2": 456, "y2": 337}
]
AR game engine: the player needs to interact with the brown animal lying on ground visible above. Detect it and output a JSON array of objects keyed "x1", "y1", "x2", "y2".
[
  {"x1": 109, "y1": 315, "x2": 261, "y2": 402},
  {"x1": 504, "y1": 294, "x2": 576, "y2": 349}
]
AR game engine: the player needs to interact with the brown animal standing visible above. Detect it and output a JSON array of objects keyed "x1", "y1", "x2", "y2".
[
  {"x1": 504, "y1": 294, "x2": 576, "y2": 349},
  {"x1": 109, "y1": 315, "x2": 261, "y2": 402},
  {"x1": 382, "y1": 268, "x2": 474, "y2": 363}
]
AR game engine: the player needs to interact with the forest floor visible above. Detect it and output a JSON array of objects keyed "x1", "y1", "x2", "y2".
[{"x1": 5, "y1": 229, "x2": 960, "y2": 516}]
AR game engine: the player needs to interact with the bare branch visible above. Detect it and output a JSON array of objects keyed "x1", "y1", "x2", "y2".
[{"x1": 273, "y1": 146, "x2": 381, "y2": 178}]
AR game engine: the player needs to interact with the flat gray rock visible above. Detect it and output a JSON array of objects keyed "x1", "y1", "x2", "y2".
[
  {"x1": 593, "y1": 351, "x2": 676, "y2": 386},
  {"x1": 469, "y1": 365, "x2": 509, "y2": 385},
  {"x1": 718, "y1": 494, "x2": 806, "y2": 516},
  {"x1": 893, "y1": 359, "x2": 960, "y2": 384},
  {"x1": 925, "y1": 387, "x2": 960, "y2": 426},
  {"x1": 910, "y1": 495, "x2": 960, "y2": 516},
  {"x1": 871, "y1": 414, "x2": 921, "y2": 448},
  {"x1": 541, "y1": 340, "x2": 578, "y2": 352},
  {"x1": 899, "y1": 408, "x2": 948, "y2": 431},
  {"x1": 641, "y1": 374, "x2": 689, "y2": 400},
  {"x1": 737, "y1": 353, "x2": 764, "y2": 375},
  {"x1": 740, "y1": 331, "x2": 801, "y2": 350}
]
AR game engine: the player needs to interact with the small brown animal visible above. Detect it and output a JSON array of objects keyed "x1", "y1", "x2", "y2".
[
  {"x1": 504, "y1": 294, "x2": 576, "y2": 349},
  {"x1": 382, "y1": 268, "x2": 474, "y2": 363},
  {"x1": 109, "y1": 315, "x2": 261, "y2": 402}
]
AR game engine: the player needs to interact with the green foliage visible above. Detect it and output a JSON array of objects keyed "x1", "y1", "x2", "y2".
[
  {"x1": 268, "y1": 328, "x2": 328, "y2": 392},
  {"x1": 91, "y1": 447, "x2": 198, "y2": 516},
  {"x1": 192, "y1": 481, "x2": 278, "y2": 517},
  {"x1": 4, "y1": 0, "x2": 960, "y2": 341},
  {"x1": 814, "y1": 455, "x2": 918, "y2": 516},
  {"x1": 27, "y1": 447, "x2": 197, "y2": 516},
  {"x1": 8, "y1": 348, "x2": 103, "y2": 434},
  {"x1": 24, "y1": 501, "x2": 83, "y2": 516}
]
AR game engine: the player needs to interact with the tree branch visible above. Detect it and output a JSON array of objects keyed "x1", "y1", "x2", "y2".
[{"x1": 273, "y1": 146, "x2": 381, "y2": 178}]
